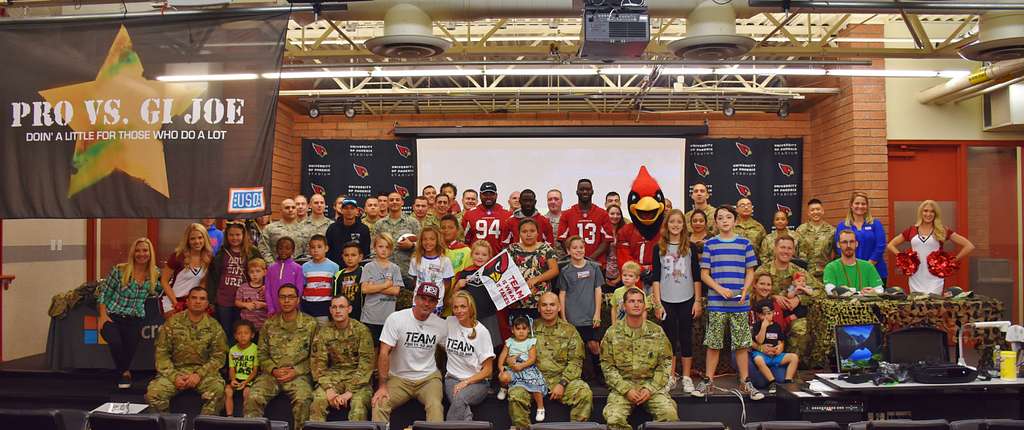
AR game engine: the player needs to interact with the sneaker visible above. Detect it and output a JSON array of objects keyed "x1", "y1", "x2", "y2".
[
  {"x1": 742, "y1": 380, "x2": 765, "y2": 400},
  {"x1": 117, "y1": 373, "x2": 131, "y2": 390},
  {"x1": 691, "y1": 378, "x2": 711, "y2": 398},
  {"x1": 664, "y1": 375, "x2": 678, "y2": 393},
  {"x1": 682, "y1": 376, "x2": 695, "y2": 394},
  {"x1": 535, "y1": 409, "x2": 546, "y2": 422},
  {"x1": 767, "y1": 381, "x2": 778, "y2": 395},
  {"x1": 497, "y1": 387, "x2": 507, "y2": 400}
]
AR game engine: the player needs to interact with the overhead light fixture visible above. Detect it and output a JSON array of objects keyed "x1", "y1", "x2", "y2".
[
  {"x1": 723, "y1": 99, "x2": 736, "y2": 117},
  {"x1": 308, "y1": 101, "x2": 320, "y2": 119},
  {"x1": 156, "y1": 73, "x2": 259, "y2": 82},
  {"x1": 715, "y1": 67, "x2": 827, "y2": 76},
  {"x1": 599, "y1": 67, "x2": 654, "y2": 75},
  {"x1": 662, "y1": 67, "x2": 714, "y2": 75},
  {"x1": 344, "y1": 105, "x2": 356, "y2": 119},
  {"x1": 483, "y1": 68, "x2": 598, "y2": 76},
  {"x1": 777, "y1": 100, "x2": 790, "y2": 119},
  {"x1": 370, "y1": 69, "x2": 482, "y2": 77},
  {"x1": 263, "y1": 70, "x2": 370, "y2": 79}
]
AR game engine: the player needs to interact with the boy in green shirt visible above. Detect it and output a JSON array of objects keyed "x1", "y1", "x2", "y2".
[
  {"x1": 823, "y1": 230, "x2": 883, "y2": 296},
  {"x1": 225, "y1": 320, "x2": 259, "y2": 416}
]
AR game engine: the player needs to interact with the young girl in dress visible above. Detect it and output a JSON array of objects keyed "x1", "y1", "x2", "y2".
[{"x1": 497, "y1": 316, "x2": 547, "y2": 422}]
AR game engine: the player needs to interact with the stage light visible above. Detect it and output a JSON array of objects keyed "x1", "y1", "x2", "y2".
[
  {"x1": 723, "y1": 99, "x2": 736, "y2": 117},
  {"x1": 777, "y1": 100, "x2": 790, "y2": 119},
  {"x1": 308, "y1": 102, "x2": 320, "y2": 119},
  {"x1": 344, "y1": 105, "x2": 356, "y2": 119}
]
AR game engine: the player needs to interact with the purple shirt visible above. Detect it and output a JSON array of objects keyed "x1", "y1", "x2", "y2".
[{"x1": 265, "y1": 258, "x2": 305, "y2": 316}]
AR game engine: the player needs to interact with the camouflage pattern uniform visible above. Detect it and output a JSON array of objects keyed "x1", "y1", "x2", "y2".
[
  {"x1": 759, "y1": 229, "x2": 800, "y2": 265},
  {"x1": 795, "y1": 222, "x2": 836, "y2": 281},
  {"x1": 685, "y1": 204, "x2": 717, "y2": 235},
  {"x1": 735, "y1": 218, "x2": 768, "y2": 260},
  {"x1": 309, "y1": 319, "x2": 375, "y2": 422},
  {"x1": 258, "y1": 220, "x2": 312, "y2": 263},
  {"x1": 415, "y1": 214, "x2": 440, "y2": 231},
  {"x1": 509, "y1": 318, "x2": 593, "y2": 430},
  {"x1": 305, "y1": 216, "x2": 333, "y2": 238},
  {"x1": 362, "y1": 217, "x2": 380, "y2": 237},
  {"x1": 244, "y1": 312, "x2": 319, "y2": 429},
  {"x1": 146, "y1": 312, "x2": 228, "y2": 415},
  {"x1": 754, "y1": 261, "x2": 823, "y2": 359},
  {"x1": 374, "y1": 214, "x2": 421, "y2": 309},
  {"x1": 601, "y1": 318, "x2": 678, "y2": 430}
]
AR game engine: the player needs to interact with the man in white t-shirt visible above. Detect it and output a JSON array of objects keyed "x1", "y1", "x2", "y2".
[{"x1": 371, "y1": 282, "x2": 447, "y2": 422}]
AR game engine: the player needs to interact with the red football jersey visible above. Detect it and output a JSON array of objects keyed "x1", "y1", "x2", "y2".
[
  {"x1": 557, "y1": 204, "x2": 614, "y2": 264},
  {"x1": 616, "y1": 223, "x2": 661, "y2": 273},
  {"x1": 461, "y1": 203, "x2": 513, "y2": 254},
  {"x1": 500, "y1": 212, "x2": 555, "y2": 246}
]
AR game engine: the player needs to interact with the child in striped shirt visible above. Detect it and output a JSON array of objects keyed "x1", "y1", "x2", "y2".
[{"x1": 693, "y1": 205, "x2": 763, "y2": 401}]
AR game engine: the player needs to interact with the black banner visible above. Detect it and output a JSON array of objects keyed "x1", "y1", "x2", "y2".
[
  {"x1": 301, "y1": 139, "x2": 418, "y2": 213},
  {"x1": 0, "y1": 13, "x2": 287, "y2": 218},
  {"x1": 685, "y1": 138, "x2": 803, "y2": 228}
]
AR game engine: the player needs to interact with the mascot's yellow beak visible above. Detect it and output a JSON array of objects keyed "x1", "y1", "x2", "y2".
[{"x1": 630, "y1": 196, "x2": 664, "y2": 225}]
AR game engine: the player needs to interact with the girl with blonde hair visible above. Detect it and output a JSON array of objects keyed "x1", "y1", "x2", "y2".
[
  {"x1": 886, "y1": 200, "x2": 975, "y2": 294},
  {"x1": 160, "y1": 223, "x2": 213, "y2": 314},
  {"x1": 98, "y1": 237, "x2": 160, "y2": 389},
  {"x1": 834, "y1": 192, "x2": 888, "y2": 285}
]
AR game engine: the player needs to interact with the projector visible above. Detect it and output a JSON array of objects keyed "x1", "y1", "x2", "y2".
[{"x1": 579, "y1": 4, "x2": 650, "y2": 60}]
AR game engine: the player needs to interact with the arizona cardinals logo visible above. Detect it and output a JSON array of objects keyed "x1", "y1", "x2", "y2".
[
  {"x1": 395, "y1": 144, "x2": 412, "y2": 158},
  {"x1": 311, "y1": 183, "x2": 326, "y2": 196},
  {"x1": 353, "y1": 163, "x2": 369, "y2": 178},
  {"x1": 481, "y1": 253, "x2": 511, "y2": 283},
  {"x1": 777, "y1": 203, "x2": 792, "y2": 215},
  {"x1": 735, "y1": 142, "x2": 753, "y2": 157},
  {"x1": 778, "y1": 163, "x2": 795, "y2": 177},
  {"x1": 735, "y1": 183, "x2": 752, "y2": 197},
  {"x1": 394, "y1": 184, "x2": 409, "y2": 198},
  {"x1": 311, "y1": 142, "x2": 328, "y2": 158},
  {"x1": 694, "y1": 163, "x2": 710, "y2": 177}
]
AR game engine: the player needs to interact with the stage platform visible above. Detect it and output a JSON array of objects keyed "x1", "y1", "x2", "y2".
[{"x1": 0, "y1": 353, "x2": 781, "y2": 429}]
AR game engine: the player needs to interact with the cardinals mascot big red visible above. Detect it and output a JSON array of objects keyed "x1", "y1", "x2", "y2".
[{"x1": 616, "y1": 166, "x2": 667, "y2": 283}]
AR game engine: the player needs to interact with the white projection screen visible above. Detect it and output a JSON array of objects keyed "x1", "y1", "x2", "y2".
[{"x1": 416, "y1": 137, "x2": 686, "y2": 208}]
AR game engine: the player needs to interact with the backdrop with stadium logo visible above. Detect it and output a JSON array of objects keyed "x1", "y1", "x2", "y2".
[
  {"x1": 684, "y1": 138, "x2": 803, "y2": 229},
  {"x1": 301, "y1": 139, "x2": 419, "y2": 214}
]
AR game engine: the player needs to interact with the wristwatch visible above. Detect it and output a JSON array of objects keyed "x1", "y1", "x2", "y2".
[{"x1": 559, "y1": 378, "x2": 570, "y2": 387}]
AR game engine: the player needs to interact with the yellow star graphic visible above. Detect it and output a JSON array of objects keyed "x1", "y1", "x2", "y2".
[{"x1": 39, "y1": 25, "x2": 204, "y2": 198}]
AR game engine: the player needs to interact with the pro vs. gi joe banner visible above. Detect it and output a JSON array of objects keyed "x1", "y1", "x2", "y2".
[
  {"x1": 685, "y1": 138, "x2": 803, "y2": 228},
  {"x1": 0, "y1": 13, "x2": 288, "y2": 218},
  {"x1": 301, "y1": 139, "x2": 418, "y2": 212}
]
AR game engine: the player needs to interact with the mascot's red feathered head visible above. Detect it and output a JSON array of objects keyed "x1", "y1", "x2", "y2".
[{"x1": 627, "y1": 165, "x2": 666, "y2": 239}]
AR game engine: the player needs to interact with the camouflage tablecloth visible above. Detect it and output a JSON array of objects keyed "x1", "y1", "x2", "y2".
[{"x1": 806, "y1": 296, "x2": 1005, "y2": 369}]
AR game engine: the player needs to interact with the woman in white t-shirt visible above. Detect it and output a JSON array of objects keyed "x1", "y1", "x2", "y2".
[
  {"x1": 886, "y1": 200, "x2": 975, "y2": 295},
  {"x1": 409, "y1": 226, "x2": 455, "y2": 315},
  {"x1": 160, "y1": 223, "x2": 212, "y2": 315},
  {"x1": 444, "y1": 291, "x2": 495, "y2": 421}
]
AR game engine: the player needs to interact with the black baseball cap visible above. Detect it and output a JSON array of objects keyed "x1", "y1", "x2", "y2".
[{"x1": 480, "y1": 182, "x2": 497, "y2": 194}]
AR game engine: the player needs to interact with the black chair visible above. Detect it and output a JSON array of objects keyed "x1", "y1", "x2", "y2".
[
  {"x1": 88, "y1": 412, "x2": 162, "y2": 430},
  {"x1": 643, "y1": 422, "x2": 727, "y2": 430},
  {"x1": 760, "y1": 422, "x2": 842, "y2": 430},
  {"x1": 303, "y1": 422, "x2": 388, "y2": 430},
  {"x1": 867, "y1": 420, "x2": 950, "y2": 430},
  {"x1": 193, "y1": 415, "x2": 289, "y2": 430},
  {"x1": 0, "y1": 408, "x2": 88, "y2": 430},
  {"x1": 745, "y1": 421, "x2": 813, "y2": 430},
  {"x1": 951, "y1": 420, "x2": 1024, "y2": 430},
  {"x1": 530, "y1": 423, "x2": 609, "y2": 430},
  {"x1": 412, "y1": 421, "x2": 492, "y2": 430},
  {"x1": 886, "y1": 326, "x2": 949, "y2": 364}
]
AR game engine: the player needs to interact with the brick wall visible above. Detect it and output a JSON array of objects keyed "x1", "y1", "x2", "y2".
[{"x1": 270, "y1": 102, "x2": 298, "y2": 217}]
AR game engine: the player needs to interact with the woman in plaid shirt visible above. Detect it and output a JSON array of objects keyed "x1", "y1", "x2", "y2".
[{"x1": 97, "y1": 237, "x2": 160, "y2": 390}]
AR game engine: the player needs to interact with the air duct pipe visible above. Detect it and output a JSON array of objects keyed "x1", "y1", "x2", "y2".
[{"x1": 917, "y1": 58, "x2": 1024, "y2": 105}]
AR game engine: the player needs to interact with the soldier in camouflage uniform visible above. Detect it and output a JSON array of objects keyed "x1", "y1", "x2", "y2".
[
  {"x1": 509, "y1": 292, "x2": 593, "y2": 430},
  {"x1": 258, "y1": 198, "x2": 313, "y2": 263},
  {"x1": 735, "y1": 198, "x2": 768, "y2": 259},
  {"x1": 759, "y1": 210, "x2": 800, "y2": 264},
  {"x1": 601, "y1": 287, "x2": 677, "y2": 430},
  {"x1": 244, "y1": 284, "x2": 319, "y2": 429},
  {"x1": 146, "y1": 287, "x2": 228, "y2": 415},
  {"x1": 309, "y1": 296, "x2": 375, "y2": 422},
  {"x1": 795, "y1": 199, "x2": 835, "y2": 281},
  {"x1": 685, "y1": 183, "x2": 717, "y2": 235},
  {"x1": 755, "y1": 236, "x2": 821, "y2": 360},
  {"x1": 374, "y1": 191, "x2": 421, "y2": 309},
  {"x1": 304, "y1": 193, "x2": 334, "y2": 238}
]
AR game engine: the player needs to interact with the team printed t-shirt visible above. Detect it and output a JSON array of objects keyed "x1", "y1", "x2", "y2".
[
  {"x1": 462, "y1": 204, "x2": 513, "y2": 254},
  {"x1": 444, "y1": 316, "x2": 495, "y2": 380},
  {"x1": 380, "y1": 309, "x2": 448, "y2": 380},
  {"x1": 334, "y1": 266, "x2": 363, "y2": 321},
  {"x1": 557, "y1": 204, "x2": 614, "y2": 265},
  {"x1": 754, "y1": 320, "x2": 786, "y2": 348},
  {"x1": 700, "y1": 235, "x2": 758, "y2": 313},
  {"x1": 302, "y1": 258, "x2": 340, "y2": 302},
  {"x1": 229, "y1": 343, "x2": 258, "y2": 381},
  {"x1": 556, "y1": 260, "x2": 605, "y2": 327},
  {"x1": 360, "y1": 260, "x2": 405, "y2": 326},
  {"x1": 409, "y1": 255, "x2": 455, "y2": 314}
]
